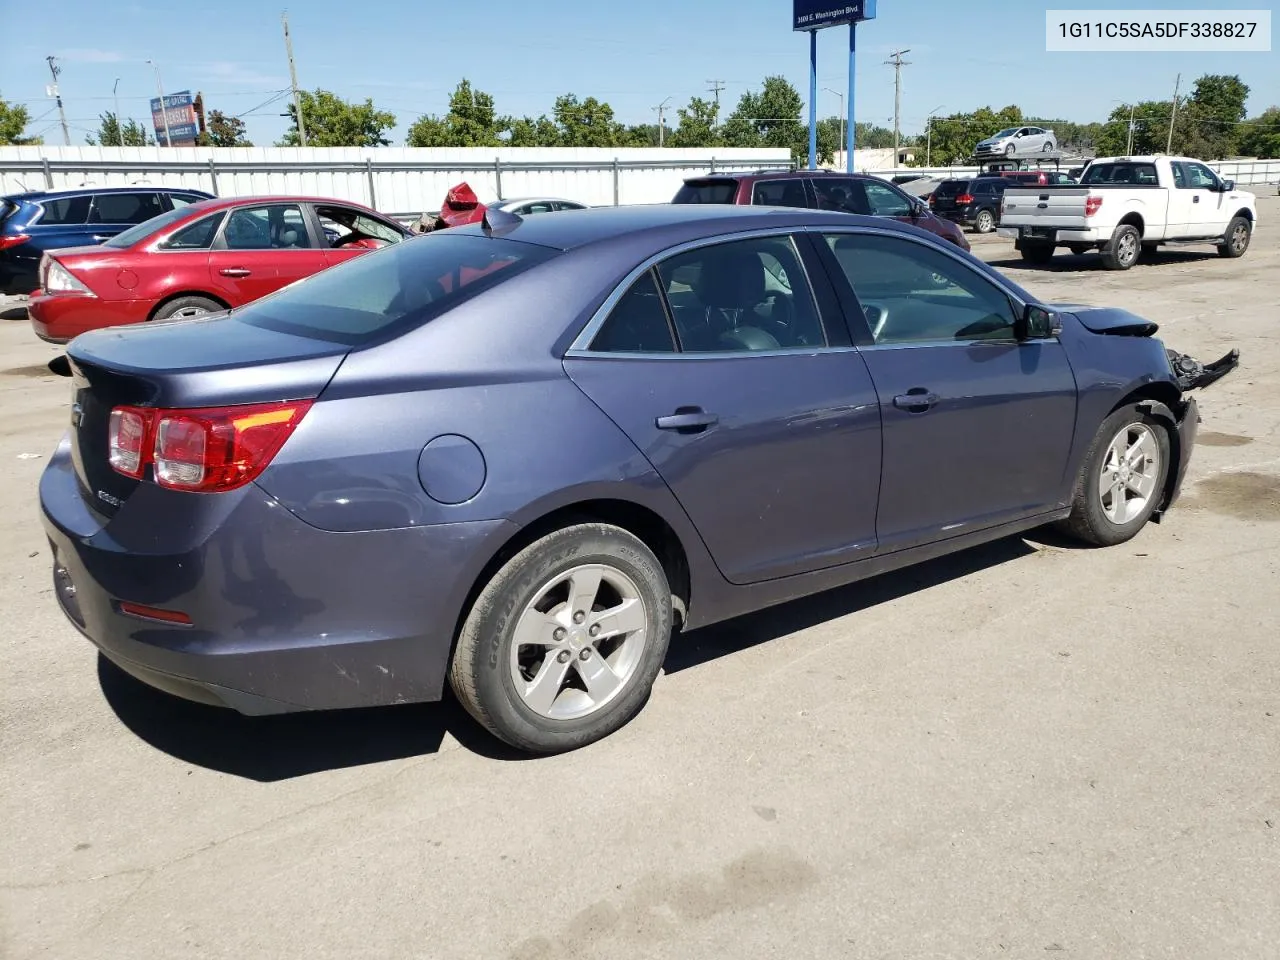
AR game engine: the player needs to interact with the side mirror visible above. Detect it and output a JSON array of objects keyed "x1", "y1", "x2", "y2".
[
  {"x1": 1019, "y1": 304, "x2": 1062, "y2": 340},
  {"x1": 1221, "y1": 179, "x2": 1235, "y2": 192}
]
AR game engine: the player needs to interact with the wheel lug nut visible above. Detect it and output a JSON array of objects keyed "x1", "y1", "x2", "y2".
[
  {"x1": 556, "y1": 650, "x2": 571, "y2": 663},
  {"x1": 578, "y1": 648, "x2": 591, "y2": 661},
  {"x1": 553, "y1": 627, "x2": 566, "y2": 641},
  {"x1": 572, "y1": 610, "x2": 586, "y2": 624},
  {"x1": 589, "y1": 624, "x2": 600, "y2": 637}
]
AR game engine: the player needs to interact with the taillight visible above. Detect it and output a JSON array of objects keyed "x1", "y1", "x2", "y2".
[
  {"x1": 1085, "y1": 196, "x2": 1103, "y2": 217},
  {"x1": 956, "y1": 194, "x2": 974, "y2": 205},
  {"x1": 108, "y1": 400, "x2": 312, "y2": 492},
  {"x1": 43, "y1": 259, "x2": 95, "y2": 296},
  {"x1": 0, "y1": 234, "x2": 30, "y2": 251}
]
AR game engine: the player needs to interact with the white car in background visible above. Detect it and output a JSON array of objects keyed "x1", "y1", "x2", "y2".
[
  {"x1": 975, "y1": 126, "x2": 1057, "y2": 158},
  {"x1": 487, "y1": 197, "x2": 588, "y2": 215}
]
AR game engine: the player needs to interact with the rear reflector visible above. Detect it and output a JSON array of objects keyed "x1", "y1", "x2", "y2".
[
  {"x1": 1085, "y1": 196, "x2": 1104, "y2": 217},
  {"x1": 0, "y1": 234, "x2": 30, "y2": 251},
  {"x1": 118, "y1": 601, "x2": 193, "y2": 625},
  {"x1": 108, "y1": 399, "x2": 313, "y2": 492}
]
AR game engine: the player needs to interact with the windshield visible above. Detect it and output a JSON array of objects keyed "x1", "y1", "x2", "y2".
[
  {"x1": 233, "y1": 232, "x2": 557, "y2": 346},
  {"x1": 1081, "y1": 162, "x2": 1159, "y2": 185},
  {"x1": 990, "y1": 128, "x2": 1018, "y2": 139},
  {"x1": 673, "y1": 180, "x2": 739, "y2": 204},
  {"x1": 102, "y1": 207, "x2": 190, "y2": 248}
]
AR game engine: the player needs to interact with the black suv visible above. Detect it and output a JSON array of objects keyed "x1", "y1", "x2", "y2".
[{"x1": 928, "y1": 177, "x2": 1016, "y2": 234}]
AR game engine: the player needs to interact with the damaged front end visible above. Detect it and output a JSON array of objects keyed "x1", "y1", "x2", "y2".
[{"x1": 1167, "y1": 347, "x2": 1240, "y2": 392}]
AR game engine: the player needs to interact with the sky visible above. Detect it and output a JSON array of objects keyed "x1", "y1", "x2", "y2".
[{"x1": 1, "y1": 0, "x2": 1275, "y2": 146}]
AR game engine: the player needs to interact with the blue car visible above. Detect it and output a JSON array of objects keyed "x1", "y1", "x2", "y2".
[
  {"x1": 1, "y1": 185, "x2": 214, "y2": 296},
  {"x1": 40, "y1": 204, "x2": 1229, "y2": 754}
]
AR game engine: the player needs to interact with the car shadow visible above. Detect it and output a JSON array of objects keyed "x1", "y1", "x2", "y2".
[
  {"x1": 989, "y1": 249, "x2": 1219, "y2": 272},
  {"x1": 98, "y1": 534, "x2": 1038, "y2": 780}
]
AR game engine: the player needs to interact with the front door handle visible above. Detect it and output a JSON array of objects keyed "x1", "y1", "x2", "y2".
[
  {"x1": 656, "y1": 407, "x2": 718, "y2": 433},
  {"x1": 219, "y1": 267, "x2": 251, "y2": 278},
  {"x1": 893, "y1": 389, "x2": 940, "y2": 412},
  {"x1": 1193, "y1": 196, "x2": 1200, "y2": 203}
]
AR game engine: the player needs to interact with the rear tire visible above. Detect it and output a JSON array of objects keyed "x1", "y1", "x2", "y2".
[
  {"x1": 449, "y1": 523, "x2": 672, "y2": 754},
  {"x1": 1058, "y1": 404, "x2": 1170, "y2": 547},
  {"x1": 152, "y1": 296, "x2": 224, "y2": 322},
  {"x1": 1020, "y1": 241, "x2": 1055, "y2": 265},
  {"x1": 1100, "y1": 224, "x2": 1141, "y2": 270},
  {"x1": 1217, "y1": 216, "x2": 1251, "y2": 258},
  {"x1": 1067, "y1": 243, "x2": 1091, "y2": 256},
  {"x1": 974, "y1": 208, "x2": 996, "y2": 234}
]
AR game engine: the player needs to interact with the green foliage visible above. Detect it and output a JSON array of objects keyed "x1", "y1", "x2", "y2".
[
  {"x1": 85, "y1": 111, "x2": 153, "y2": 146},
  {"x1": 1237, "y1": 106, "x2": 1280, "y2": 158},
  {"x1": 0, "y1": 94, "x2": 38, "y2": 145},
  {"x1": 199, "y1": 110, "x2": 251, "y2": 147},
  {"x1": 407, "y1": 80, "x2": 501, "y2": 147},
  {"x1": 279, "y1": 89, "x2": 396, "y2": 147},
  {"x1": 504, "y1": 115, "x2": 561, "y2": 147},
  {"x1": 552, "y1": 94, "x2": 624, "y2": 147},
  {"x1": 671, "y1": 97, "x2": 719, "y2": 148}
]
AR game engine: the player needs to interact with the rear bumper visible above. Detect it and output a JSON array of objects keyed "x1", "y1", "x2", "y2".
[
  {"x1": 40, "y1": 434, "x2": 512, "y2": 714},
  {"x1": 999, "y1": 225, "x2": 1107, "y2": 244},
  {"x1": 28, "y1": 293, "x2": 153, "y2": 344}
]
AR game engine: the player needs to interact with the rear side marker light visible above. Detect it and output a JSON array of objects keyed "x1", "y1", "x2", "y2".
[
  {"x1": 1085, "y1": 196, "x2": 1104, "y2": 217},
  {"x1": 108, "y1": 399, "x2": 312, "y2": 492},
  {"x1": 117, "y1": 601, "x2": 193, "y2": 625}
]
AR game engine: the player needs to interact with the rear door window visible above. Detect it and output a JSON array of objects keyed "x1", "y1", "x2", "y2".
[
  {"x1": 751, "y1": 179, "x2": 810, "y2": 208},
  {"x1": 814, "y1": 178, "x2": 870, "y2": 214},
  {"x1": 672, "y1": 180, "x2": 739, "y2": 204},
  {"x1": 159, "y1": 212, "x2": 227, "y2": 250},
  {"x1": 589, "y1": 270, "x2": 677, "y2": 354},
  {"x1": 89, "y1": 192, "x2": 166, "y2": 225},
  {"x1": 35, "y1": 195, "x2": 91, "y2": 225},
  {"x1": 168, "y1": 192, "x2": 211, "y2": 209}
]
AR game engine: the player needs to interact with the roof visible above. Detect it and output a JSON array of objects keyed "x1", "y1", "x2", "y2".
[
  {"x1": 3, "y1": 185, "x2": 214, "y2": 202},
  {"x1": 684, "y1": 169, "x2": 883, "y2": 182},
  {"x1": 448, "y1": 202, "x2": 922, "y2": 252}
]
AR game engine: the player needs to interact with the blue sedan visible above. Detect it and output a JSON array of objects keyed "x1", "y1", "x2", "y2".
[{"x1": 41, "y1": 204, "x2": 1222, "y2": 753}]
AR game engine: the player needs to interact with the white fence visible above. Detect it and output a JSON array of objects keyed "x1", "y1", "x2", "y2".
[{"x1": 0, "y1": 146, "x2": 792, "y2": 216}]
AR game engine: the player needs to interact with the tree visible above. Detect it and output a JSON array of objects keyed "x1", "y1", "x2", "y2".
[
  {"x1": 671, "y1": 97, "x2": 720, "y2": 148},
  {"x1": 278, "y1": 89, "x2": 396, "y2": 147},
  {"x1": 200, "y1": 110, "x2": 251, "y2": 147},
  {"x1": 0, "y1": 95, "x2": 39, "y2": 145},
  {"x1": 406, "y1": 79, "x2": 501, "y2": 147},
  {"x1": 85, "y1": 111, "x2": 153, "y2": 146},
  {"x1": 503, "y1": 114, "x2": 560, "y2": 147},
  {"x1": 720, "y1": 76, "x2": 820, "y2": 164},
  {"x1": 1238, "y1": 106, "x2": 1280, "y2": 159},
  {"x1": 553, "y1": 95, "x2": 623, "y2": 147},
  {"x1": 1182, "y1": 74, "x2": 1250, "y2": 158}
]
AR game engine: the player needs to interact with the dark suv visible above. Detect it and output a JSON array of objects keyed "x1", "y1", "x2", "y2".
[
  {"x1": 672, "y1": 170, "x2": 970, "y2": 251},
  {"x1": 0, "y1": 186, "x2": 214, "y2": 296},
  {"x1": 929, "y1": 177, "x2": 1019, "y2": 234}
]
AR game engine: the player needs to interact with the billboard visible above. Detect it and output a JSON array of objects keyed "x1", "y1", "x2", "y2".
[
  {"x1": 150, "y1": 90, "x2": 199, "y2": 146},
  {"x1": 793, "y1": 0, "x2": 876, "y2": 31}
]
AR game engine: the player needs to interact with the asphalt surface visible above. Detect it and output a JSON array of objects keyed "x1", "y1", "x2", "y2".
[{"x1": 2, "y1": 199, "x2": 1278, "y2": 959}]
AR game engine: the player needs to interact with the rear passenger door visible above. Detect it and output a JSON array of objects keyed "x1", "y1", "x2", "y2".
[
  {"x1": 750, "y1": 179, "x2": 814, "y2": 208},
  {"x1": 564, "y1": 232, "x2": 883, "y2": 584},
  {"x1": 86, "y1": 191, "x2": 167, "y2": 242}
]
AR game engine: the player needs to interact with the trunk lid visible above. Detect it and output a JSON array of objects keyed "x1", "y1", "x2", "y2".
[
  {"x1": 1000, "y1": 186, "x2": 1092, "y2": 228},
  {"x1": 65, "y1": 314, "x2": 348, "y2": 517}
]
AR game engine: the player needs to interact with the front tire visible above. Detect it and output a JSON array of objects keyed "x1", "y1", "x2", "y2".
[
  {"x1": 1005, "y1": 142, "x2": 1017, "y2": 156},
  {"x1": 449, "y1": 523, "x2": 672, "y2": 754},
  {"x1": 1218, "y1": 216, "x2": 1251, "y2": 258},
  {"x1": 1101, "y1": 224, "x2": 1141, "y2": 270},
  {"x1": 1058, "y1": 405, "x2": 1170, "y2": 546}
]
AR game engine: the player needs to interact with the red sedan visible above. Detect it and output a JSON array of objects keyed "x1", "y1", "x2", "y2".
[{"x1": 28, "y1": 195, "x2": 410, "y2": 343}]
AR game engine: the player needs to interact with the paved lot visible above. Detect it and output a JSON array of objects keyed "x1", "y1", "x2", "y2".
[{"x1": 2, "y1": 200, "x2": 1278, "y2": 960}]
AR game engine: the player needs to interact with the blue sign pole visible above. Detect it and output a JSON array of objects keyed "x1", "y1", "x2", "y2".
[
  {"x1": 846, "y1": 24, "x2": 856, "y2": 172},
  {"x1": 807, "y1": 30, "x2": 818, "y2": 170}
]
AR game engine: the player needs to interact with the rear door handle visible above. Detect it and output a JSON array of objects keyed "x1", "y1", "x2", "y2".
[
  {"x1": 656, "y1": 407, "x2": 718, "y2": 433},
  {"x1": 219, "y1": 267, "x2": 251, "y2": 278},
  {"x1": 893, "y1": 389, "x2": 940, "y2": 412},
  {"x1": 1192, "y1": 196, "x2": 1200, "y2": 203}
]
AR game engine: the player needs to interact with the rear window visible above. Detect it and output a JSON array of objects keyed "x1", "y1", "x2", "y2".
[
  {"x1": 933, "y1": 180, "x2": 970, "y2": 198},
  {"x1": 1081, "y1": 163, "x2": 1159, "y2": 186},
  {"x1": 673, "y1": 180, "x2": 739, "y2": 204},
  {"x1": 35, "y1": 195, "x2": 91, "y2": 225},
  {"x1": 102, "y1": 206, "x2": 193, "y2": 248},
  {"x1": 233, "y1": 233, "x2": 556, "y2": 346}
]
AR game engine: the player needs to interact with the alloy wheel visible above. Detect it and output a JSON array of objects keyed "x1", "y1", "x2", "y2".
[{"x1": 1098, "y1": 423, "x2": 1161, "y2": 524}]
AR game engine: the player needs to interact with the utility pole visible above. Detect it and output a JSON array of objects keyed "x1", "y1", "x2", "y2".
[
  {"x1": 113, "y1": 78, "x2": 124, "y2": 146},
  {"x1": 706, "y1": 79, "x2": 725, "y2": 126},
  {"x1": 1166, "y1": 73, "x2": 1180, "y2": 154},
  {"x1": 654, "y1": 97, "x2": 672, "y2": 147},
  {"x1": 1126, "y1": 103, "x2": 1135, "y2": 155},
  {"x1": 46, "y1": 56, "x2": 70, "y2": 146},
  {"x1": 146, "y1": 60, "x2": 172, "y2": 147},
  {"x1": 824, "y1": 87, "x2": 845, "y2": 166},
  {"x1": 884, "y1": 48, "x2": 911, "y2": 169},
  {"x1": 282, "y1": 12, "x2": 308, "y2": 146}
]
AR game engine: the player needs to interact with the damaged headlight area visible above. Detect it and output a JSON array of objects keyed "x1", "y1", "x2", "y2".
[{"x1": 1167, "y1": 347, "x2": 1240, "y2": 392}]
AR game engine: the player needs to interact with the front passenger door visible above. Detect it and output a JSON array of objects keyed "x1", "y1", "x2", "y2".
[{"x1": 818, "y1": 230, "x2": 1078, "y2": 553}]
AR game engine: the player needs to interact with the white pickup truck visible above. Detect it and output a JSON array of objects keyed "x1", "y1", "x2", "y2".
[{"x1": 997, "y1": 156, "x2": 1257, "y2": 270}]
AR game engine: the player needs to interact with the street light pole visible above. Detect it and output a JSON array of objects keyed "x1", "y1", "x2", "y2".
[
  {"x1": 113, "y1": 78, "x2": 124, "y2": 146},
  {"x1": 926, "y1": 103, "x2": 945, "y2": 168},
  {"x1": 146, "y1": 59, "x2": 171, "y2": 147},
  {"x1": 823, "y1": 87, "x2": 844, "y2": 167}
]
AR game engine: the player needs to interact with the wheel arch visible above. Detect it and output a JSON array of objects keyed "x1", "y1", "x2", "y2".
[
  {"x1": 1109, "y1": 382, "x2": 1187, "y2": 520},
  {"x1": 1117, "y1": 212, "x2": 1145, "y2": 235},
  {"x1": 146, "y1": 290, "x2": 231, "y2": 322},
  {"x1": 1230, "y1": 207, "x2": 1254, "y2": 223}
]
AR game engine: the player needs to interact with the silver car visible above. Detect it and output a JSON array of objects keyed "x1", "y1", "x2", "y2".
[
  {"x1": 975, "y1": 126, "x2": 1057, "y2": 158},
  {"x1": 488, "y1": 197, "x2": 588, "y2": 215}
]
